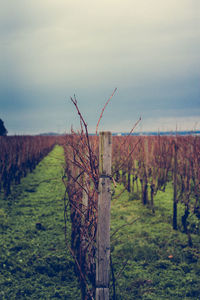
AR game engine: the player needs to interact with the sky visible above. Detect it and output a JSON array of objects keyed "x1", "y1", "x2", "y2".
[{"x1": 0, "y1": 0, "x2": 200, "y2": 134}]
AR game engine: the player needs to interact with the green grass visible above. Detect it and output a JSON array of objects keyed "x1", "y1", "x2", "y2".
[
  {"x1": 110, "y1": 184, "x2": 200, "y2": 299},
  {"x1": 0, "y1": 145, "x2": 80, "y2": 299}
]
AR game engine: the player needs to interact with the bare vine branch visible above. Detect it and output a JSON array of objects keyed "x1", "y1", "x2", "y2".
[{"x1": 95, "y1": 88, "x2": 117, "y2": 135}]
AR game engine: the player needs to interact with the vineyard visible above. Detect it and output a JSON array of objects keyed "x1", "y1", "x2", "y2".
[
  {"x1": 0, "y1": 135, "x2": 60, "y2": 197},
  {"x1": 0, "y1": 133, "x2": 200, "y2": 299},
  {"x1": 62, "y1": 130, "x2": 200, "y2": 299}
]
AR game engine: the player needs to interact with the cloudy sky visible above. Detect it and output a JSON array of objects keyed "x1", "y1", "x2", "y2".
[{"x1": 0, "y1": 0, "x2": 200, "y2": 134}]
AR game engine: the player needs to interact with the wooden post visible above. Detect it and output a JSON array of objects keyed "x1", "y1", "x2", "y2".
[
  {"x1": 96, "y1": 132, "x2": 112, "y2": 300},
  {"x1": 144, "y1": 137, "x2": 149, "y2": 172},
  {"x1": 143, "y1": 137, "x2": 149, "y2": 205},
  {"x1": 173, "y1": 141, "x2": 178, "y2": 230},
  {"x1": 82, "y1": 173, "x2": 88, "y2": 214}
]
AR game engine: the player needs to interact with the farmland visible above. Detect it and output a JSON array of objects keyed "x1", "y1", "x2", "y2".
[
  {"x1": 0, "y1": 135, "x2": 200, "y2": 299},
  {"x1": 0, "y1": 145, "x2": 80, "y2": 299}
]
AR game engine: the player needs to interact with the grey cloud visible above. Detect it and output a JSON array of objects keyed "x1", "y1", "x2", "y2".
[{"x1": 0, "y1": 0, "x2": 199, "y2": 134}]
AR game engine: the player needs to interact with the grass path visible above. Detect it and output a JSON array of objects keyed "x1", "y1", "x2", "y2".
[
  {"x1": 110, "y1": 184, "x2": 200, "y2": 299},
  {"x1": 0, "y1": 145, "x2": 80, "y2": 299}
]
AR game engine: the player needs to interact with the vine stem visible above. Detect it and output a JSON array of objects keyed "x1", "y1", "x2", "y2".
[{"x1": 95, "y1": 88, "x2": 117, "y2": 135}]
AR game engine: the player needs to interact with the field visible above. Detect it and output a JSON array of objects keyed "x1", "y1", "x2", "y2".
[
  {"x1": 0, "y1": 143, "x2": 200, "y2": 299},
  {"x1": 111, "y1": 184, "x2": 200, "y2": 299},
  {"x1": 0, "y1": 146, "x2": 80, "y2": 299}
]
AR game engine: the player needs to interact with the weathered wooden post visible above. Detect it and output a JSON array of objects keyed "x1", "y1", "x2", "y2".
[
  {"x1": 82, "y1": 173, "x2": 88, "y2": 214},
  {"x1": 96, "y1": 131, "x2": 112, "y2": 300},
  {"x1": 173, "y1": 140, "x2": 178, "y2": 230}
]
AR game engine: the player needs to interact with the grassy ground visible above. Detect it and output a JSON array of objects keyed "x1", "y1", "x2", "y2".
[
  {"x1": 0, "y1": 145, "x2": 80, "y2": 299},
  {"x1": 110, "y1": 183, "x2": 200, "y2": 299},
  {"x1": 1, "y1": 147, "x2": 200, "y2": 299}
]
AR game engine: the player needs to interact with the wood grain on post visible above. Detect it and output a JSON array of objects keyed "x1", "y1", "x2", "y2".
[{"x1": 96, "y1": 132, "x2": 112, "y2": 300}]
